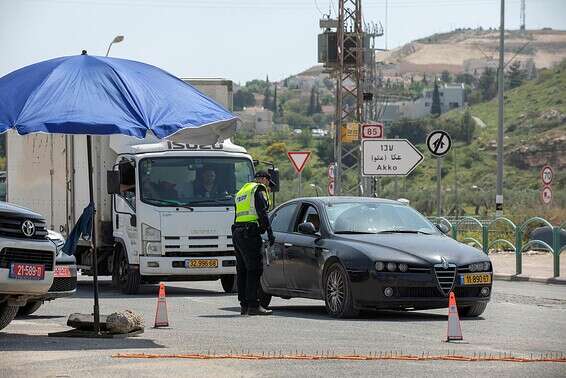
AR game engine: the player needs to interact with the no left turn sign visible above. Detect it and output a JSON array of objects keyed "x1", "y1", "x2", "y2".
[{"x1": 427, "y1": 130, "x2": 452, "y2": 157}]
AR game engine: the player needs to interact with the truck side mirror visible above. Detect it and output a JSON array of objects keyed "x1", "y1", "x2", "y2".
[
  {"x1": 107, "y1": 171, "x2": 121, "y2": 194},
  {"x1": 268, "y1": 168, "x2": 280, "y2": 193},
  {"x1": 130, "y1": 214, "x2": 137, "y2": 227}
]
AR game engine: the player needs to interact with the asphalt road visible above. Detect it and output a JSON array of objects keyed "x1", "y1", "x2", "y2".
[{"x1": 1, "y1": 278, "x2": 565, "y2": 377}]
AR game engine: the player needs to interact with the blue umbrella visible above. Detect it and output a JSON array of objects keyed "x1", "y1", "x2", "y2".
[{"x1": 0, "y1": 52, "x2": 239, "y2": 335}]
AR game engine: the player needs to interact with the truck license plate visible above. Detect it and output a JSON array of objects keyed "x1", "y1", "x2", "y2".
[
  {"x1": 186, "y1": 259, "x2": 218, "y2": 269},
  {"x1": 9, "y1": 263, "x2": 45, "y2": 280},
  {"x1": 54, "y1": 266, "x2": 72, "y2": 278},
  {"x1": 460, "y1": 273, "x2": 491, "y2": 285}
]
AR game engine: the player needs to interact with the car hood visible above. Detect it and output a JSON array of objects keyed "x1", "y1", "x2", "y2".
[
  {"x1": 0, "y1": 201, "x2": 44, "y2": 220},
  {"x1": 336, "y1": 233, "x2": 489, "y2": 266}
]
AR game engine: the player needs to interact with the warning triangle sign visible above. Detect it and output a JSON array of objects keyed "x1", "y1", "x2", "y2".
[{"x1": 287, "y1": 151, "x2": 311, "y2": 174}]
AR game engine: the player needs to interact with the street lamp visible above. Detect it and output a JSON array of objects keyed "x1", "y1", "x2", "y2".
[
  {"x1": 310, "y1": 184, "x2": 321, "y2": 197},
  {"x1": 105, "y1": 35, "x2": 124, "y2": 57}
]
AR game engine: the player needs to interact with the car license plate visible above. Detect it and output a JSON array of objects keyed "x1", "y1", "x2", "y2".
[
  {"x1": 54, "y1": 265, "x2": 72, "y2": 278},
  {"x1": 460, "y1": 273, "x2": 491, "y2": 285},
  {"x1": 9, "y1": 263, "x2": 45, "y2": 280},
  {"x1": 186, "y1": 259, "x2": 218, "y2": 269}
]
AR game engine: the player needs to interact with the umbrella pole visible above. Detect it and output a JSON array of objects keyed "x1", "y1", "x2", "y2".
[{"x1": 86, "y1": 135, "x2": 101, "y2": 335}]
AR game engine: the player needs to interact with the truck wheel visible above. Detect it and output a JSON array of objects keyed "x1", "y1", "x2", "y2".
[
  {"x1": 220, "y1": 275, "x2": 237, "y2": 293},
  {"x1": 17, "y1": 301, "x2": 42, "y2": 317},
  {"x1": 0, "y1": 302, "x2": 19, "y2": 331},
  {"x1": 115, "y1": 248, "x2": 141, "y2": 295}
]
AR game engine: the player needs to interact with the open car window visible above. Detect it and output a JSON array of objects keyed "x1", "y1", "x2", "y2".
[
  {"x1": 295, "y1": 204, "x2": 321, "y2": 233},
  {"x1": 270, "y1": 203, "x2": 298, "y2": 233}
]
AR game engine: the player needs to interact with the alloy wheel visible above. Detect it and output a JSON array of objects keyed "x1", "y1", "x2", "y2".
[{"x1": 326, "y1": 269, "x2": 345, "y2": 314}]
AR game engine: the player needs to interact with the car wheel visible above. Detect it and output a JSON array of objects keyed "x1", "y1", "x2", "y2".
[
  {"x1": 116, "y1": 248, "x2": 141, "y2": 294},
  {"x1": 258, "y1": 284, "x2": 272, "y2": 309},
  {"x1": 0, "y1": 302, "x2": 19, "y2": 331},
  {"x1": 221, "y1": 275, "x2": 237, "y2": 293},
  {"x1": 458, "y1": 302, "x2": 488, "y2": 317},
  {"x1": 17, "y1": 301, "x2": 42, "y2": 317},
  {"x1": 324, "y1": 262, "x2": 358, "y2": 318}
]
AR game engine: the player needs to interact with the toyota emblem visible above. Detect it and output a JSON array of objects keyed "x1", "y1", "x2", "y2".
[{"x1": 21, "y1": 220, "x2": 35, "y2": 237}]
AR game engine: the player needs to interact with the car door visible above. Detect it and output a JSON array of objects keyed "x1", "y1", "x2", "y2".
[
  {"x1": 285, "y1": 203, "x2": 324, "y2": 295},
  {"x1": 261, "y1": 202, "x2": 298, "y2": 290}
]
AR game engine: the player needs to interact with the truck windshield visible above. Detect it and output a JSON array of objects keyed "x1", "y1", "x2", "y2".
[{"x1": 139, "y1": 157, "x2": 254, "y2": 207}]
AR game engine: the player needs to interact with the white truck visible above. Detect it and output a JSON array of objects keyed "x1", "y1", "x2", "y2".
[{"x1": 6, "y1": 79, "x2": 277, "y2": 294}]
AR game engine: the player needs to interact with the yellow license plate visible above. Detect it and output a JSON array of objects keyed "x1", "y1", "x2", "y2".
[
  {"x1": 186, "y1": 259, "x2": 218, "y2": 269},
  {"x1": 461, "y1": 273, "x2": 492, "y2": 285}
]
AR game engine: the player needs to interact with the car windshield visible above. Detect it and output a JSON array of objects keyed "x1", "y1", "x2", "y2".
[
  {"x1": 326, "y1": 202, "x2": 438, "y2": 235},
  {"x1": 139, "y1": 157, "x2": 254, "y2": 207}
]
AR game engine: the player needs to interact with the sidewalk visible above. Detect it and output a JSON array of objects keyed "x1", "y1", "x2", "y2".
[{"x1": 490, "y1": 252, "x2": 566, "y2": 285}]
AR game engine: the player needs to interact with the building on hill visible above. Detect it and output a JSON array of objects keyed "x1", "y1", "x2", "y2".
[
  {"x1": 378, "y1": 83, "x2": 465, "y2": 122},
  {"x1": 236, "y1": 106, "x2": 274, "y2": 134}
]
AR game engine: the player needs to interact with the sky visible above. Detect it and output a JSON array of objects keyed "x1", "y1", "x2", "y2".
[{"x1": 1, "y1": 0, "x2": 565, "y2": 84}]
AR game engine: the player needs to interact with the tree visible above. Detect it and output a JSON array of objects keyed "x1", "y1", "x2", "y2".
[
  {"x1": 421, "y1": 74, "x2": 428, "y2": 86},
  {"x1": 455, "y1": 73, "x2": 475, "y2": 86},
  {"x1": 506, "y1": 60, "x2": 526, "y2": 89},
  {"x1": 441, "y1": 70, "x2": 451, "y2": 83},
  {"x1": 461, "y1": 110, "x2": 475, "y2": 145},
  {"x1": 307, "y1": 86, "x2": 317, "y2": 115},
  {"x1": 262, "y1": 85, "x2": 271, "y2": 110},
  {"x1": 233, "y1": 89, "x2": 255, "y2": 110},
  {"x1": 430, "y1": 80, "x2": 442, "y2": 116},
  {"x1": 315, "y1": 92, "x2": 322, "y2": 113},
  {"x1": 387, "y1": 118, "x2": 430, "y2": 145},
  {"x1": 479, "y1": 67, "x2": 497, "y2": 101},
  {"x1": 272, "y1": 84, "x2": 278, "y2": 115}
]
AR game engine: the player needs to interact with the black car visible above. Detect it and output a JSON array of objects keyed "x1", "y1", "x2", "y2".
[{"x1": 260, "y1": 197, "x2": 492, "y2": 318}]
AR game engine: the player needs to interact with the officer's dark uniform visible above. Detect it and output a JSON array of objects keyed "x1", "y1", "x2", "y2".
[{"x1": 231, "y1": 173, "x2": 274, "y2": 316}]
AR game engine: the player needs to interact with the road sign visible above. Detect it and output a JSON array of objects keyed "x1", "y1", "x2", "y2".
[
  {"x1": 362, "y1": 123, "x2": 383, "y2": 139},
  {"x1": 328, "y1": 163, "x2": 336, "y2": 179},
  {"x1": 328, "y1": 180, "x2": 335, "y2": 196},
  {"x1": 340, "y1": 122, "x2": 359, "y2": 143},
  {"x1": 287, "y1": 151, "x2": 311, "y2": 174},
  {"x1": 541, "y1": 165, "x2": 553, "y2": 186},
  {"x1": 362, "y1": 139, "x2": 424, "y2": 176},
  {"x1": 541, "y1": 186, "x2": 552, "y2": 205},
  {"x1": 427, "y1": 130, "x2": 452, "y2": 157}
]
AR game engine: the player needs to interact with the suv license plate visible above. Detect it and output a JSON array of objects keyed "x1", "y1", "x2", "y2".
[
  {"x1": 185, "y1": 259, "x2": 218, "y2": 269},
  {"x1": 9, "y1": 263, "x2": 46, "y2": 280},
  {"x1": 54, "y1": 266, "x2": 72, "y2": 278}
]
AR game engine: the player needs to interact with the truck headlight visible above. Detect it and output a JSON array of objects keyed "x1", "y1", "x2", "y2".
[
  {"x1": 144, "y1": 241, "x2": 162, "y2": 256},
  {"x1": 142, "y1": 223, "x2": 161, "y2": 241}
]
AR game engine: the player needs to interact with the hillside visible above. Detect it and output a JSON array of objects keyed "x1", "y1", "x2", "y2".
[{"x1": 378, "y1": 29, "x2": 566, "y2": 75}]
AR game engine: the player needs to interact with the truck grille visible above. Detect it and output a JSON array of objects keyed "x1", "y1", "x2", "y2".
[
  {"x1": 434, "y1": 264, "x2": 456, "y2": 296},
  {"x1": 0, "y1": 248, "x2": 54, "y2": 271},
  {"x1": 49, "y1": 277, "x2": 77, "y2": 292},
  {"x1": 0, "y1": 216, "x2": 48, "y2": 240}
]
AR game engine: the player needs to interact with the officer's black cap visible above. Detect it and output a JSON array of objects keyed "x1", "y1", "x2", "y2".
[{"x1": 255, "y1": 171, "x2": 275, "y2": 186}]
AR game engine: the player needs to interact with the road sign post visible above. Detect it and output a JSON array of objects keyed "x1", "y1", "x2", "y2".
[
  {"x1": 427, "y1": 131, "x2": 452, "y2": 217},
  {"x1": 287, "y1": 151, "x2": 311, "y2": 197}
]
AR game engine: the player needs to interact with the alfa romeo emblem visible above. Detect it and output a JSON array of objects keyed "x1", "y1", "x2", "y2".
[
  {"x1": 21, "y1": 220, "x2": 35, "y2": 237},
  {"x1": 441, "y1": 256, "x2": 449, "y2": 269}
]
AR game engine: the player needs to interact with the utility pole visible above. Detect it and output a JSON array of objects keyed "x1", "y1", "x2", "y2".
[
  {"x1": 520, "y1": 0, "x2": 526, "y2": 32},
  {"x1": 496, "y1": 0, "x2": 505, "y2": 217},
  {"x1": 334, "y1": 0, "x2": 363, "y2": 196}
]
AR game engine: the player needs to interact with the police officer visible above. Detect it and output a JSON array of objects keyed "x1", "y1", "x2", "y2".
[{"x1": 232, "y1": 171, "x2": 275, "y2": 316}]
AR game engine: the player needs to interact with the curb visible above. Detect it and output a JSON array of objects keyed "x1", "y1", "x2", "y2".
[{"x1": 493, "y1": 273, "x2": 566, "y2": 285}]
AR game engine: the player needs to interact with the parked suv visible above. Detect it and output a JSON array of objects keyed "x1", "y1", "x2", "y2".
[
  {"x1": 0, "y1": 201, "x2": 56, "y2": 330},
  {"x1": 17, "y1": 230, "x2": 77, "y2": 316}
]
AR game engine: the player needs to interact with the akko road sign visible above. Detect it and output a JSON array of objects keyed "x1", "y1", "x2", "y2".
[
  {"x1": 427, "y1": 130, "x2": 452, "y2": 157},
  {"x1": 362, "y1": 139, "x2": 424, "y2": 177},
  {"x1": 287, "y1": 151, "x2": 311, "y2": 174}
]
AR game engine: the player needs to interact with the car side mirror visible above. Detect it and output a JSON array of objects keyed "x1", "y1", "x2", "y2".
[
  {"x1": 107, "y1": 171, "x2": 121, "y2": 194},
  {"x1": 298, "y1": 222, "x2": 317, "y2": 235},
  {"x1": 436, "y1": 223, "x2": 450, "y2": 235}
]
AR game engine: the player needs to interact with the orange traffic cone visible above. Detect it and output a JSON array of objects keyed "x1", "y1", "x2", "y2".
[
  {"x1": 154, "y1": 282, "x2": 169, "y2": 328},
  {"x1": 446, "y1": 291, "x2": 463, "y2": 342}
]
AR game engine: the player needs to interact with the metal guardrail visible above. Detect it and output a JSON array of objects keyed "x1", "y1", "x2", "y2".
[{"x1": 429, "y1": 216, "x2": 564, "y2": 277}]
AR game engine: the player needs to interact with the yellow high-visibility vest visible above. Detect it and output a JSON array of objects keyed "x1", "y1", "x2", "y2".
[{"x1": 235, "y1": 182, "x2": 268, "y2": 223}]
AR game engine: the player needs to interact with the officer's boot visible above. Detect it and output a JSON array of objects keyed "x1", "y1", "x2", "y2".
[{"x1": 247, "y1": 305, "x2": 272, "y2": 316}]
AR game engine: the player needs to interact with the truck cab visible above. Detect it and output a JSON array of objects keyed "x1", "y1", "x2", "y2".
[{"x1": 107, "y1": 139, "x2": 257, "y2": 293}]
